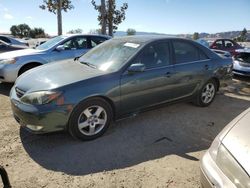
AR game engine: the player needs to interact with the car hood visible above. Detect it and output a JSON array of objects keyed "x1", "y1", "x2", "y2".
[
  {"x1": 15, "y1": 60, "x2": 105, "y2": 93},
  {"x1": 0, "y1": 48, "x2": 43, "y2": 60},
  {"x1": 222, "y1": 109, "x2": 250, "y2": 175}
]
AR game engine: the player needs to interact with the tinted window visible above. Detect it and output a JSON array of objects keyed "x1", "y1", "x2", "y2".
[
  {"x1": 173, "y1": 41, "x2": 199, "y2": 64},
  {"x1": 63, "y1": 36, "x2": 88, "y2": 50},
  {"x1": 224, "y1": 40, "x2": 234, "y2": 48},
  {"x1": 90, "y1": 37, "x2": 107, "y2": 48},
  {"x1": 214, "y1": 40, "x2": 223, "y2": 48},
  {"x1": 135, "y1": 42, "x2": 170, "y2": 69},
  {"x1": 199, "y1": 50, "x2": 209, "y2": 60},
  {"x1": 0, "y1": 36, "x2": 10, "y2": 43}
]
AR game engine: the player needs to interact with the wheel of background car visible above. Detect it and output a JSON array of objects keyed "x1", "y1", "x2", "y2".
[
  {"x1": 68, "y1": 98, "x2": 113, "y2": 141},
  {"x1": 194, "y1": 79, "x2": 217, "y2": 107},
  {"x1": 18, "y1": 64, "x2": 41, "y2": 76}
]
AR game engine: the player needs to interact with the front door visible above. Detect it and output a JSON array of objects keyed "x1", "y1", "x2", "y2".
[
  {"x1": 120, "y1": 41, "x2": 176, "y2": 115},
  {"x1": 48, "y1": 36, "x2": 89, "y2": 63}
]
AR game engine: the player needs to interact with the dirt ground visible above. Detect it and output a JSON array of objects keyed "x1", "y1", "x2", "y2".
[{"x1": 0, "y1": 76, "x2": 249, "y2": 188}]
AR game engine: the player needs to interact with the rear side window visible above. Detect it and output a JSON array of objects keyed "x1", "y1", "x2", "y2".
[
  {"x1": 90, "y1": 37, "x2": 107, "y2": 48},
  {"x1": 173, "y1": 41, "x2": 200, "y2": 64},
  {"x1": 0, "y1": 36, "x2": 10, "y2": 43},
  {"x1": 224, "y1": 40, "x2": 234, "y2": 48}
]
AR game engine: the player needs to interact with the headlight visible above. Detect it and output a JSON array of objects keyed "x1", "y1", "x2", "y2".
[
  {"x1": 0, "y1": 58, "x2": 17, "y2": 64},
  {"x1": 20, "y1": 91, "x2": 61, "y2": 105},
  {"x1": 216, "y1": 144, "x2": 250, "y2": 188}
]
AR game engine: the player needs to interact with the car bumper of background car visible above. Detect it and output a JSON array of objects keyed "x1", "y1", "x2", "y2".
[
  {"x1": 233, "y1": 61, "x2": 250, "y2": 76},
  {"x1": 200, "y1": 151, "x2": 236, "y2": 188},
  {"x1": 10, "y1": 88, "x2": 71, "y2": 134},
  {"x1": 0, "y1": 64, "x2": 20, "y2": 83}
]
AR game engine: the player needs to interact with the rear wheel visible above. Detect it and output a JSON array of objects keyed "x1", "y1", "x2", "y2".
[
  {"x1": 68, "y1": 98, "x2": 113, "y2": 141},
  {"x1": 194, "y1": 79, "x2": 217, "y2": 107}
]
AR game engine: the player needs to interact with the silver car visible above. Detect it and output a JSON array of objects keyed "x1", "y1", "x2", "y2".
[
  {"x1": 0, "y1": 34, "x2": 110, "y2": 83},
  {"x1": 201, "y1": 108, "x2": 250, "y2": 188},
  {"x1": 0, "y1": 35, "x2": 28, "y2": 47},
  {"x1": 233, "y1": 48, "x2": 250, "y2": 76}
]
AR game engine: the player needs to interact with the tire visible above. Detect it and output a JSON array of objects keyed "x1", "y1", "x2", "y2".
[
  {"x1": 68, "y1": 98, "x2": 113, "y2": 141},
  {"x1": 18, "y1": 64, "x2": 40, "y2": 76},
  {"x1": 194, "y1": 79, "x2": 217, "y2": 107}
]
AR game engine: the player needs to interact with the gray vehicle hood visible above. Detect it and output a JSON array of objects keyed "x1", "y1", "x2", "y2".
[
  {"x1": 15, "y1": 60, "x2": 105, "y2": 93},
  {"x1": 0, "y1": 48, "x2": 44, "y2": 60},
  {"x1": 222, "y1": 109, "x2": 250, "y2": 175}
]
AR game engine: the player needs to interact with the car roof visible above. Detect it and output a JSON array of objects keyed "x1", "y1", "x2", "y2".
[
  {"x1": 62, "y1": 34, "x2": 112, "y2": 39},
  {"x1": 112, "y1": 35, "x2": 191, "y2": 44}
]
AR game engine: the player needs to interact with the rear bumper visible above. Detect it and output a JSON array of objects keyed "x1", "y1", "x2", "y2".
[{"x1": 233, "y1": 61, "x2": 250, "y2": 76}]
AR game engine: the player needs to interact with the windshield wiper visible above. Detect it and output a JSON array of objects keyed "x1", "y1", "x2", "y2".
[{"x1": 80, "y1": 61, "x2": 97, "y2": 69}]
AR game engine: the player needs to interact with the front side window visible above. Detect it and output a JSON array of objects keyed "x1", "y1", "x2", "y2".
[
  {"x1": 36, "y1": 36, "x2": 66, "y2": 50},
  {"x1": 63, "y1": 37, "x2": 88, "y2": 50},
  {"x1": 133, "y1": 42, "x2": 170, "y2": 69},
  {"x1": 173, "y1": 41, "x2": 199, "y2": 64},
  {"x1": 214, "y1": 40, "x2": 223, "y2": 48}
]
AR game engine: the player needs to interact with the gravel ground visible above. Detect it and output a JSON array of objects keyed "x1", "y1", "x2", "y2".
[{"x1": 0, "y1": 76, "x2": 249, "y2": 188}]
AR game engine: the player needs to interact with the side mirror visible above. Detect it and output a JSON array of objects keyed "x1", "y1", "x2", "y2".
[
  {"x1": 128, "y1": 63, "x2": 146, "y2": 73},
  {"x1": 56, "y1": 45, "x2": 65, "y2": 52}
]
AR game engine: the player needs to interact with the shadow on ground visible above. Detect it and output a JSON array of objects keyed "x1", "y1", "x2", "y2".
[
  {"x1": 20, "y1": 94, "x2": 250, "y2": 176},
  {"x1": 0, "y1": 83, "x2": 13, "y2": 96}
]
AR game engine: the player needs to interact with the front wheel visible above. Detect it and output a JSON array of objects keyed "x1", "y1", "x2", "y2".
[
  {"x1": 194, "y1": 80, "x2": 217, "y2": 107},
  {"x1": 68, "y1": 98, "x2": 113, "y2": 141}
]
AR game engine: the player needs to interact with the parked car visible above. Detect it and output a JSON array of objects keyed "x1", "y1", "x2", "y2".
[
  {"x1": 0, "y1": 35, "x2": 28, "y2": 47},
  {"x1": 212, "y1": 49, "x2": 231, "y2": 58},
  {"x1": 0, "y1": 34, "x2": 110, "y2": 83},
  {"x1": 233, "y1": 48, "x2": 250, "y2": 76},
  {"x1": 201, "y1": 108, "x2": 250, "y2": 188},
  {"x1": 0, "y1": 39, "x2": 28, "y2": 53},
  {"x1": 210, "y1": 39, "x2": 243, "y2": 56},
  {"x1": 10, "y1": 36, "x2": 233, "y2": 141}
]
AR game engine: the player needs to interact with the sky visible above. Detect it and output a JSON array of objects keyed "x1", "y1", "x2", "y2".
[{"x1": 0, "y1": 0, "x2": 249, "y2": 35}]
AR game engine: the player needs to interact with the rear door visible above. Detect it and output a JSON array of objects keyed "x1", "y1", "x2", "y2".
[
  {"x1": 171, "y1": 39, "x2": 212, "y2": 99},
  {"x1": 120, "y1": 41, "x2": 176, "y2": 114}
]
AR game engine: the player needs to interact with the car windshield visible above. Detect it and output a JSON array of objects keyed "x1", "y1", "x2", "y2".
[
  {"x1": 235, "y1": 52, "x2": 250, "y2": 64},
  {"x1": 79, "y1": 39, "x2": 141, "y2": 71},
  {"x1": 36, "y1": 36, "x2": 65, "y2": 50}
]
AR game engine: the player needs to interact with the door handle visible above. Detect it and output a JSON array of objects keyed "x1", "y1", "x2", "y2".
[
  {"x1": 204, "y1": 65, "x2": 209, "y2": 70},
  {"x1": 164, "y1": 72, "x2": 172, "y2": 78}
]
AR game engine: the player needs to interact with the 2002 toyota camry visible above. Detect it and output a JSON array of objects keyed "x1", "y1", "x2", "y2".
[{"x1": 10, "y1": 36, "x2": 233, "y2": 141}]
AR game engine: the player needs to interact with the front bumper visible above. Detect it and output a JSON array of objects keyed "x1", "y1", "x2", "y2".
[
  {"x1": 200, "y1": 151, "x2": 236, "y2": 188},
  {"x1": 0, "y1": 64, "x2": 20, "y2": 83},
  {"x1": 10, "y1": 88, "x2": 71, "y2": 134}
]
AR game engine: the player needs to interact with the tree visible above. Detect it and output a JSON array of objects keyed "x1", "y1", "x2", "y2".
[
  {"x1": 67, "y1": 28, "x2": 83, "y2": 34},
  {"x1": 193, "y1": 32, "x2": 199, "y2": 40},
  {"x1": 240, "y1": 28, "x2": 247, "y2": 42},
  {"x1": 40, "y1": 0, "x2": 74, "y2": 35},
  {"x1": 127, "y1": 28, "x2": 136, "y2": 35},
  {"x1": 10, "y1": 24, "x2": 31, "y2": 38},
  {"x1": 29, "y1": 28, "x2": 46, "y2": 38},
  {"x1": 91, "y1": 0, "x2": 128, "y2": 36}
]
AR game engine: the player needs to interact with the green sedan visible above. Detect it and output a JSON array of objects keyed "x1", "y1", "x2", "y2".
[{"x1": 10, "y1": 36, "x2": 233, "y2": 141}]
